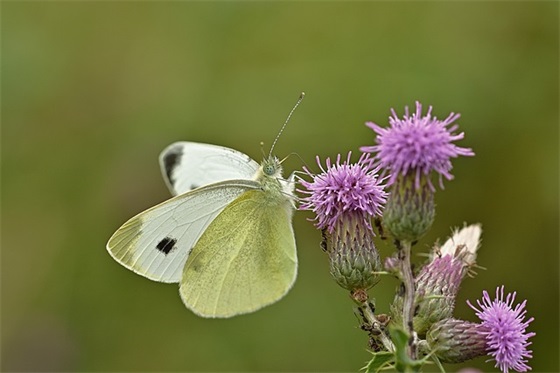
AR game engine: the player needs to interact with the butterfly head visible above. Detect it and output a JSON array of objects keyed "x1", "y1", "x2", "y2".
[
  {"x1": 256, "y1": 155, "x2": 295, "y2": 203},
  {"x1": 260, "y1": 156, "x2": 283, "y2": 179}
]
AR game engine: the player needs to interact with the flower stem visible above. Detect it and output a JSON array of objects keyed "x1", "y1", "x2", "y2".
[
  {"x1": 354, "y1": 299, "x2": 395, "y2": 353},
  {"x1": 398, "y1": 240, "x2": 417, "y2": 359}
]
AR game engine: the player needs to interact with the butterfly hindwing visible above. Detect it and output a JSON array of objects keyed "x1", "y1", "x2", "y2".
[
  {"x1": 160, "y1": 142, "x2": 260, "y2": 196},
  {"x1": 179, "y1": 189, "x2": 297, "y2": 318},
  {"x1": 106, "y1": 180, "x2": 260, "y2": 283}
]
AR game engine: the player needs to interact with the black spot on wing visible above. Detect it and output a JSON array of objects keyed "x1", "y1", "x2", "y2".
[
  {"x1": 156, "y1": 237, "x2": 177, "y2": 255},
  {"x1": 163, "y1": 146, "x2": 183, "y2": 184}
]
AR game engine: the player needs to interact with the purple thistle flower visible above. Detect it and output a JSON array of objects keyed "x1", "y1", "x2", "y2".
[
  {"x1": 468, "y1": 286, "x2": 535, "y2": 373},
  {"x1": 298, "y1": 152, "x2": 388, "y2": 293},
  {"x1": 361, "y1": 101, "x2": 474, "y2": 190},
  {"x1": 298, "y1": 152, "x2": 388, "y2": 233}
]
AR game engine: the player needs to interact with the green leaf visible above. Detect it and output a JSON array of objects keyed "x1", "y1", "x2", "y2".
[{"x1": 361, "y1": 351, "x2": 394, "y2": 373}]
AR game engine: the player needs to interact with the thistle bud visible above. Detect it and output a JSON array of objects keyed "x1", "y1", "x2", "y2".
[
  {"x1": 323, "y1": 215, "x2": 381, "y2": 292},
  {"x1": 426, "y1": 318, "x2": 487, "y2": 363},
  {"x1": 383, "y1": 173, "x2": 434, "y2": 242}
]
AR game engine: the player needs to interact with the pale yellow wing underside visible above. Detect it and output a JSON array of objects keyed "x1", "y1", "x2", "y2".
[
  {"x1": 106, "y1": 180, "x2": 258, "y2": 283},
  {"x1": 179, "y1": 190, "x2": 297, "y2": 318}
]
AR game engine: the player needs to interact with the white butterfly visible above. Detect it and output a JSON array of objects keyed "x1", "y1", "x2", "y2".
[{"x1": 107, "y1": 106, "x2": 302, "y2": 318}]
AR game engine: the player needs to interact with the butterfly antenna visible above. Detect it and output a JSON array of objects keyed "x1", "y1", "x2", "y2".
[
  {"x1": 269, "y1": 92, "x2": 305, "y2": 158},
  {"x1": 279, "y1": 152, "x2": 307, "y2": 167}
]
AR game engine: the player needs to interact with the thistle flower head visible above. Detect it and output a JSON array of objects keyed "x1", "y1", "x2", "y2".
[
  {"x1": 298, "y1": 152, "x2": 388, "y2": 292},
  {"x1": 361, "y1": 101, "x2": 474, "y2": 190},
  {"x1": 298, "y1": 152, "x2": 388, "y2": 233},
  {"x1": 468, "y1": 286, "x2": 535, "y2": 373}
]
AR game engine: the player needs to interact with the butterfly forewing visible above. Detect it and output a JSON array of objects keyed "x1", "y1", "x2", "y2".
[
  {"x1": 107, "y1": 180, "x2": 260, "y2": 283},
  {"x1": 160, "y1": 142, "x2": 260, "y2": 196},
  {"x1": 179, "y1": 189, "x2": 297, "y2": 318}
]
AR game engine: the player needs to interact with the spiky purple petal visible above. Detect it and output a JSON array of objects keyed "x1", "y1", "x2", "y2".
[
  {"x1": 298, "y1": 152, "x2": 388, "y2": 233},
  {"x1": 468, "y1": 286, "x2": 535, "y2": 373},
  {"x1": 361, "y1": 101, "x2": 474, "y2": 190}
]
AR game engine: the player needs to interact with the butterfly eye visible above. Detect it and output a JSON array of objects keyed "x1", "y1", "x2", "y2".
[{"x1": 264, "y1": 164, "x2": 275, "y2": 176}]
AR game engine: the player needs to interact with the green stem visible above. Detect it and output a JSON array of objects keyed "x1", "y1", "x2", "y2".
[
  {"x1": 399, "y1": 240, "x2": 417, "y2": 359},
  {"x1": 361, "y1": 302, "x2": 395, "y2": 353}
]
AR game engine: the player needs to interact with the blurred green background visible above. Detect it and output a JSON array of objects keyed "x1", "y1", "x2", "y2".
[{"x1": 2, "y1": 2, "x2": 558, "y2": 372}]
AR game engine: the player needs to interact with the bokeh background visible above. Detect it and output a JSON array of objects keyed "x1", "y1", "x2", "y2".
[{"x1": 2, "y1": 2, "x2": 558, "y2": 372}]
